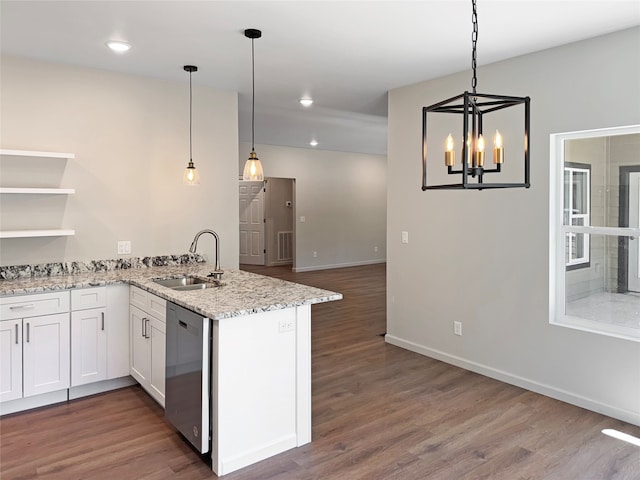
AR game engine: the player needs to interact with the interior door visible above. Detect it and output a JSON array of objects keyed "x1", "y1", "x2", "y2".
[
  {"x1": 628, "y1": 172, "x2": 640, "y2": 292},
  {"x1": 239, "y1": 181, "x2": 265, "y2": 265}
]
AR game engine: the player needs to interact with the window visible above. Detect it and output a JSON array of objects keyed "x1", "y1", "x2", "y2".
[
  {"x1": 550, "y1": 125, "x2": 640, "y2": 342},
  {"x1": 564, "y1": 163, "x2": 590, "y2": 269}
]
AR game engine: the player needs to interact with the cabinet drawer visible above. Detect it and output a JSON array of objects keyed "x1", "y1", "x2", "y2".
[
  {"x1": 71, "y1": 287, "x2": 106, "y2": 311},
  {"x1": 130, "y1": 286, "x2": 166, "y2": 322},
  {"x1": 1, "y1": 291, "x2": 70, "y2": 320}
]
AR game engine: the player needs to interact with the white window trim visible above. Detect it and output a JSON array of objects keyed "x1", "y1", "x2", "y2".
[
  {"x1": 564, "y1": 165, "x2": 590, "y2": 267},
  {"x1": 549, "y1": 124, "x2": 640, "y2": 342}
]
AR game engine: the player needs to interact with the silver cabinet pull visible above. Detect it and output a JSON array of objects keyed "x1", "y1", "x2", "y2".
[
  {"x1": 101, "y1": 312, "x2": 105, "y2": 331},
  {"x1": 144, "y1": 318, "x2": 150, "y2": 339},
  {"x1": 141, "y1": 317, "x2": 146, "y2": 338},
  {"x1": 9, "y1": 304, "x2": 34, "y2": 311},
  {"x1": 15, "y1": 323, "x2": 19, "y2": 344},
  {"x1": 26, "y1": 322, "x2": 30, "y2": 343}
]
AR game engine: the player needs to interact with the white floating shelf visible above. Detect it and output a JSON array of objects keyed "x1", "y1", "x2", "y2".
[
  {"x1": 0, "y1": 229, "x2": 75, "y2": 239},
  {"x1": 0, "y1": 149, "x2": 75, "y2": 159},
  {"x1": 0, "y1": 187, "x2": 75, "y2": 194}
]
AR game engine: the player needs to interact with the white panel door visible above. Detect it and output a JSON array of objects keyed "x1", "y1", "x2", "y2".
[
  {"x1": 239, "y1": 181, "x2": 265, "y2": 265},
  {"x1": 23, "y1": 313, "x2": 70, "y2": 397},
  {"x1": 0, "y1": 320, "x2": 22, "y2": 402},
  {"x1": 71, "y1": 308, "x2": 107, "y2": 386},
  {"x1": 629, "y1": 172, "x2": 640, "y2": 292}
]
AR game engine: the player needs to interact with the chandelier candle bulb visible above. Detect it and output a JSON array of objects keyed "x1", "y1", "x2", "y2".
[
  {"x1": 475, "y1": 134, "x2": 485, "y2": 167},
  {"x1": 445, "y1": 134, "x2": 456, "y2": 166},
  {"x1": 493, "y1": 130, "x2": 504, "y2": 164}
]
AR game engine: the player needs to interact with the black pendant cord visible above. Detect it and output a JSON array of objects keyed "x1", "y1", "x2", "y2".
[
  {"x1": 189, "y1": 69, "x2": 193, "y2": 161},
  {"x1": 251, "y1": 37, "x2": 256, "y2": 152},
  {"x1": 471, "y1": 0, "x2": 478, "y2": 94}
]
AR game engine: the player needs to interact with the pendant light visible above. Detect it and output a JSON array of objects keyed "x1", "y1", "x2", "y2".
[
  {"x1": 243, "y1": 28, "x2": 264, "y2": 181},
  {"x1": 421, "y1": 0, "x2": 530, "y2": 190},
  {"x1": 183, "y1": 65, "x2": 200, "y2": 185}
]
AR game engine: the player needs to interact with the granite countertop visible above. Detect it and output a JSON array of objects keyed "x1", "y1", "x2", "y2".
[{"x1": 0, "y1": 264, "x2": 342, "y2": 320}]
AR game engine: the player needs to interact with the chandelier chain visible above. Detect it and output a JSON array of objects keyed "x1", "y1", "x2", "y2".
[{"x1": 471, "y1": 0, "x2": 478, "y2": 94}]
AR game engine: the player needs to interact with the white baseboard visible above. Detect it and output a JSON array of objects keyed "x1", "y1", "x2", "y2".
[
  {"x1": 217, "y1": 434, "x2": 297, "y2": 476},
  {"x1": 69, "y1": 376, "x2": 135, "y2": 400},
  {"x1": 293, "y1": 259, "x2": 385, "y2": 273},
  {"x1": 385, "y1": 334, "x2": 640, "y2": 427}
]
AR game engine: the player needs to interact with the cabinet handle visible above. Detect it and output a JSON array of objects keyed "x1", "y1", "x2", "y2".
[
  {"x1": 9, "y1": 304, "x2": 34, "y2": 311},
  {"x1": 26, "y1": 322, "x2": 30, "y2": 343},
  {"x1": 101, "y1": 312, "x2": 105, "y2": 331},
  {"x1": 141, "y1": 317, "x2": 146, "y2": 338},
  {"x1": 145, "y1": 318, "x2": 150, "y2": 339},
  {"x1": 15, "y1": 324, "x2": 19, "y2": 344}
]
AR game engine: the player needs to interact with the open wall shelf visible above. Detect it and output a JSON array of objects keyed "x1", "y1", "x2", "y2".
[{"x1": 1, "y1": 148, "x2": 76, "y2": 239}]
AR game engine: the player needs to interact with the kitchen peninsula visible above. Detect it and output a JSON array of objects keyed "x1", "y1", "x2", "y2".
[{"x1": 0, "y1": 255, "x2": 342, "y2": 476}]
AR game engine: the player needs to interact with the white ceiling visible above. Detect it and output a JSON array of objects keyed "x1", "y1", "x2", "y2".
[{"x1": 1, "y1": 1, "x2": 639, "y2": 155}]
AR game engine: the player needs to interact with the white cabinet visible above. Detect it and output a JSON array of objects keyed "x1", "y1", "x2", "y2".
[
  {"x1": 0, "y1": 292, "x2": 71, "y2": 403},
  {"x1": 0, "y1": 148, "x2": 76, "y2": 238},
  {"x1": 0, "y1": 319, "x2": 22, "y2": 402},
  {"x1": 70, "y1": 288, "x2": 107, "y2": 386},
  {"x1": 105, "y1": 284, "x2": 130, "y2": 379},
  {"x1": 23, "y1": 313, "x2": 70, "y2": 397},
  {"x1": 129, "y1": 286, "x2": 166, "y2": 407}
]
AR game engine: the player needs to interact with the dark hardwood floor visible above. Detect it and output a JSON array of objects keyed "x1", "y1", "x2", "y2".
[{"x1": 1, "y1": 263, "x2": 639, "y2": 479}]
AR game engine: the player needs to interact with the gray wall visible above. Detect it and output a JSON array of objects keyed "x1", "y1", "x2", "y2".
[
  {"x1": 386, "y1": 28, "x2": 640, "y2": 424},
  {"x1": 239, "y1": 142, "x2": 387, "y2": 272},
  {"x1": 1, "y1": 56, "x2": 239, "y2": 268}
]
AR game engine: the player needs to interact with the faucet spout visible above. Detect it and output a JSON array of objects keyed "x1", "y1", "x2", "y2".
[{"x1": 189, "y1": 229, "x2": 222, "y2": 277}]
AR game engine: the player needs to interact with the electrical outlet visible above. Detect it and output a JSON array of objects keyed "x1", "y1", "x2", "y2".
[
  {"x1": 374, "y1": 246, "x2": 379, "y2": 252},
  {"x1": 300, "y1": 216, "x2": 306, "y2": 223},
  {"x1": 278, "y1": 318, "x2": 295, "y2": 333},
  {"x1": 117, "y1": 241, "x2": 131, "y2": 255},
  {"x1": 313, "y1": 251, "x2": 318, "y2": 258},
  {"x1": 454, "y1": 321, "x2": 462, "y2": 336},
  {"x1": 401, "y1": 231, "x2": 409, "y2": 244}
]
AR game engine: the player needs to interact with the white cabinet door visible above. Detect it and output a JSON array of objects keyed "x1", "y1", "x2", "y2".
[
  {"x1": 106, "y1": 285, "x2": 130, "y2": 379},
  {"x1": 23, "y1": 313, "x2": 70, "y2": 397},
  {"x1": 148, "y1": 317, "x2": 166, "y2": 407},
  {"x1": 129, "y1": 305, "x2": 149, "y2": 385},
  {"x1": 0, "y1": 320, "x2": 22, "y2": 402},
  {"x1": 71, "y1": 308, "x2": 107, "y2": 386}
]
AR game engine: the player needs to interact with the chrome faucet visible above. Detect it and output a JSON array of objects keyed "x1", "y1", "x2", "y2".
[{"x1": 189, "y1": 229, "x2": 223, "y2": 279}]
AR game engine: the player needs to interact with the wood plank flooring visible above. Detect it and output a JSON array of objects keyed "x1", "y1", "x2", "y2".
[{"x1": 2, "y1": 263, "x2": 639, "y2": 479}]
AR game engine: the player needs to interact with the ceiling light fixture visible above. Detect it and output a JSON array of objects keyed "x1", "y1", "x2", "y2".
[
  {"x1": 105, "y1": 41, "x2": 131, "y2": 53},
  {"x1": 421, "y1": 0, "x2": 530, "y2": 190},
  {"x1": 299, "y1": 98, "x2": 313, "y2": 107},
  {"x1": 309, "y1": 139, "x2": 318, "y2": 147},
  {"x1": 242, "y1": 28, "x2": 264, "y2": 181},
  {"x1": 183, "y1": 65, "x2": 200, "y2": 186}
]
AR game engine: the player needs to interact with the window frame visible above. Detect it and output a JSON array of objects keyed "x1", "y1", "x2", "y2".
[
  {"x1": 549, "y1": 125, "x2": 640, "y2": 342},
  {"x1": 564, "y1": 162, "x2": 591, "y2": 271}
]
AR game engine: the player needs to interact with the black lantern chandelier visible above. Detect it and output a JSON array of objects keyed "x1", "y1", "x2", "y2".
[{"x1": 422, "y1": 0, "x2": 530, "y2": 190}]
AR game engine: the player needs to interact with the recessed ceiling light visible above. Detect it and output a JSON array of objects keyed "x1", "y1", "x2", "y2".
[
  {"x1": 299, "y1": 98, "x2": 313, "y2": 107},
  {"x1": 309, "y1": 139, "x2": 318, "y2": 147},
  {"x1": 106, "y1": 41, "x2": 132, "y2": 53}
]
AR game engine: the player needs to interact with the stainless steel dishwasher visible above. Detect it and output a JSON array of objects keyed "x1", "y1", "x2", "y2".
[{"x1": 165, "y1": 301, "x2": 211, "y2": 454}]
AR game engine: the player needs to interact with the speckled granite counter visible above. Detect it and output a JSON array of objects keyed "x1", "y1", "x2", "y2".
[{"x1": 0, "y1": 263, "x2": 342, "y2": 320}]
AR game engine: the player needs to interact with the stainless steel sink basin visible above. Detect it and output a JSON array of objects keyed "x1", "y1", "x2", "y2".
[{"x1": 153, "y1": 276, "x2": 222, "y2": 291}]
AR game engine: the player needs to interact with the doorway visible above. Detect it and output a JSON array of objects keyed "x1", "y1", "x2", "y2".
[
  {"x1": 239, "y1": 177, "x2": 295, "y2": 268},
  {"x1": 618, "y1": 166, "x2": 640, "y2": 293}
]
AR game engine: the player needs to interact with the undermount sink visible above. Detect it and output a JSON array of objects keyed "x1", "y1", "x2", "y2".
[{"x1": 153, "y1": 276, "x2": 222, "y2": 291}]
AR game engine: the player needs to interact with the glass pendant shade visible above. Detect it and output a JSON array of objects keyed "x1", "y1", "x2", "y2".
[
  {"x1": 183, "y1": 160, "x2": 200, "y2": 185},
  {"x1": 243, "y1": 150, "x2": 264, "y2": 181}
]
